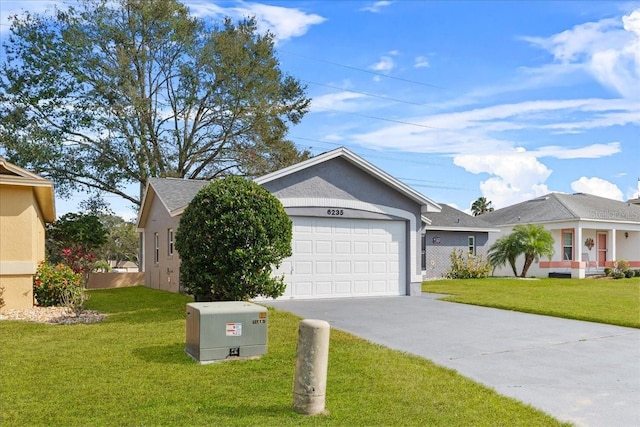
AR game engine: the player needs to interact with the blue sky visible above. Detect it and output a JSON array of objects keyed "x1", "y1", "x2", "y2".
[{"x1": 2, "y1": 1, "x2": 639, "y2": 220}]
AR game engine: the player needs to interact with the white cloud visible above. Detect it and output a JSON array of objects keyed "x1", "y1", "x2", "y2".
[
  {"x1": 522, "y1": 9, "x2": 640, "y2": 99},
  {"x1": 187, "y1": 1, "x2": 326, "y2": 42},
  {"x1": 534, "y1": 142, "x2": 621, "y2": 159},
  {"x1": 310, "y1": 92, "x2": 367, "y2": 113},
  {"x1": 348, "y1": 97, "x2": 636, "y2": 155},
  {"x1": 571, "y1": 177, "x2": 624, "y2": 200},
  {"x1": 360, "y1": 1, "x2": 393, "y2": 13},
  {"x1": 454, "y1": 151, "x2": 552, "y2": 209},
  {"x1": 414, "y1": 56, "x2": 430, "y2": 68},
  {"x1": 370, "y1": 56, "x2": 395, "y2": 72}
]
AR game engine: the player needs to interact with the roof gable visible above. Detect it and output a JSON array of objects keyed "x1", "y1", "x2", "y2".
[
  {"x1": 137, "y1": 178, "x2": 210, "y2": 227},
  {"x1": 0, "y1": 157, "x2": 56, "y2": 222},
  {"x1": 255, "y1": 147, "x2": 441, "y2": 213}
]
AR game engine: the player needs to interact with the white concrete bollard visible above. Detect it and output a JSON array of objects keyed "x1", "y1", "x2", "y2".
[{"x1": 292, "y1": 319, "x2": 330, "y2": 415}]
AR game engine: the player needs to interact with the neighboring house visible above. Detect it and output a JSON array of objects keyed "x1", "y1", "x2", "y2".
[
  {"x1": 481, "y1": 193, "x2": 640, "y2": 278},
  {"x1": 137, "y1": 147, "x2": 442, "y2": 299},
  {"x1": 421, "y1": 204, "x2": 500, "y2": 279},
  {"x1": 108, "y1": 260, "x2": 139, "y2": 273},
  {"x1": 0, "y1": 158, "x2": 55, "y2": 309}
]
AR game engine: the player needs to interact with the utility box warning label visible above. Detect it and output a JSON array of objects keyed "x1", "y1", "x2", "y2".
[{"x1": 225, "y1": 322, "x2": 242, "y2": 336}]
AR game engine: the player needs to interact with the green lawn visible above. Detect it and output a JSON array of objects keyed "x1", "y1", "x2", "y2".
[
  {"x1": 0, "y1": 286, "x2": 567, "y2": 426},
  {"x1": 423, "y1": 277, "x2": 640, "y2": 328}
]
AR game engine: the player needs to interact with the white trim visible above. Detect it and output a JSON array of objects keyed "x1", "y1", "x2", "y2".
[
  {"x1": 0, "y1": 261, "x2": 36, "y2": 275},
  {"x1": 255, "y1": 147, "x2": 441, "y2": 213},
  {"x1": 278, "y1": 197, "x2": 422, "y2": 284}
]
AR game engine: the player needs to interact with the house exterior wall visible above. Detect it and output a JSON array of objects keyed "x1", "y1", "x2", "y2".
[
  {"x1": 423, "y1": 231, "x2": 490, "y2": 279},
  {"x1": 0, "y1": 185, "x2": 46, "y2": 309},
  {"x1": 142, "y1": 195, "x2": 181, "y2": 292},
  {"x1": 615, "y1": 230, "x2": 639, "y2": 263}
]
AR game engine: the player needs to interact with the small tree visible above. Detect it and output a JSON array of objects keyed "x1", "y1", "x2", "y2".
[
  {"x1": 488, "y1": 233, "x2": 522, "y2": 277},
  {"x1": 515, "y1": 224, "x2": 555, "y2": 277},
  {"x1": 175, "y1": 177, "x2": 292, "y2": 301},
  {"x1": 46, "y1": 213, "x2": 108, "y2": 284},
  {"x1": 488, "y1": 224, "x2": 554, "y2": 277}
]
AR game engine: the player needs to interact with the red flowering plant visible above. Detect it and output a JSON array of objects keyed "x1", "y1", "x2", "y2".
[
  {"x1": 61, "y1": 247, "x2": 97, "y2": 286},
  {"x1": 33, "y1": 261, "x2": 86, "y2": 311}
]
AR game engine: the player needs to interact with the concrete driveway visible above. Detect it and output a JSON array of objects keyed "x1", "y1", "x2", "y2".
[{"x1": 265, "y1": 293, "x2": 640, "y2": 427}]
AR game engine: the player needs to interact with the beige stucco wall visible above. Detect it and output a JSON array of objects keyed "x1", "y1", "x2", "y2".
[
  {"x1": 87, "y1": 272, "x2": 145, "y2": 289},
  {"x1": 0, "y1": 186, "x2": 46, "y2": 309}
]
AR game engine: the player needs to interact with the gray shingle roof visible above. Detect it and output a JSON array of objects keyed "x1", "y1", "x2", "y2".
[
  {"x1": 481, "y1": 193, "x2": 640, "y2": 226},
  {"x1": 148, "y1": 177, "x2": 210, "y2": 213},
  {"x1": 424, "y1": 204, "x2": 498, "y2": 231}
]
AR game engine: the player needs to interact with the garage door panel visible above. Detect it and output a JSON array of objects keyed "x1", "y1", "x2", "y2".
[
  {"x1": 295, "y1": 282, "x2": 313, "y2": 297},
  {"x1": 371, "y1": 280, "x2": 387, "y2": 293},
  {"x1": 316, "y1": 281, "x2": 332, "y2": 295},
  {"x1": 334, "y1": 281, "x2": 351, "y2": 294},
  {"x1": 315, "y1": 261, "x2": 332, "y2": 274},
  {"x1": 281, "y1": 217, "x2": 406, "y2": 299},
  {"x1": 295, "y1": 240, "x2": 313, "y2": 253},
  {"x1": 371, "y1": 242, "x2": 387, "y2": 254},
  {"x1": 371, "y1": 261, "x2": 387, "y2": 273},
  {"x1": 335, "y1": 241, "x2": 351, "y2": 254},
  {"x1": 354, "y1": 241, "x2": 369, "y2": 254},
  {"x1": 316, "y1": 240, "x2": 332, "y2": 254},
  {"x1": 336, "y1": 261, "x2": 351, "y2": 274},
  {"x1": 295, "y1": 261, "x2": 312, "y2": 275},
  {"x1": 353, "y1": 261, "x2": 369, "y2": 274}
]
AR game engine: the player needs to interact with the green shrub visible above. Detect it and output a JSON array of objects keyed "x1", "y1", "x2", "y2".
[
  {"x1": 610, "y1": 259, "x2": 631, "y2": 280},
  {"x1": 603, "y1": 267, "x2": 612, "y2": 277},
  {"x1": 624, "y1": 269, "x2": 635, "y2": 278},
  {"x1": 175, "y1": 177, "x2": 292, "y2": 301},
  {"x1": 611, "y1": 271, "x2": 625, "y2": 279},
  {"x1": 634, "y1": 270, "x2": 640, "y2": 278},
  {"x1": 33, "y1": 262, "x2": 86, "y2": 311},
  {"x1": 445, "y1": 249, "x2": 491, "y2": 279}
]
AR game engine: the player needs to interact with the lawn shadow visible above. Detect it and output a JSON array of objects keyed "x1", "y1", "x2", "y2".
[
  {"x1": 200, "y1": 403, "x2": 301, "y2": 420},
  {"x1": 133, "y1": 342, "x2": 193, "y2": 365},
  {"x1": 101, "y1": 308, "x2": 187, "y2": 325}
]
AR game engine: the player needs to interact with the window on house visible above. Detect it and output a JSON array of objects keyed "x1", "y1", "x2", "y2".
[
  {"x1": 421, "y1": 233, "x2": 426, "y2": 270},
  {"x1": 468, "y1": 236, "x2": 475, "y2": 255},
  {"x1": 563, "y1": 231, "x2": 573, "y2": 261},
  {"x1": 154, "y1": 233, "x2": 159, "y2": 264},
  {"x1": 168, "y1": 229, "x2": 174, "y2": 256}
]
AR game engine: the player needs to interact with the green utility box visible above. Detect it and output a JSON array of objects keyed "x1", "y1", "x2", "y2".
[{"x1": 185, "y1": 301, "x2": 268, "y2": 363}]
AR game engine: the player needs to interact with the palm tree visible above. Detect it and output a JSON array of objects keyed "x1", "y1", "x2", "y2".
[
  {"x1": 488, "y1": 224, "x2": 554, "y2": 277},
  {"x1": 488, "y1": 233, "x2": 521, "y2": 277},
  {"x1": 513, "y1": 224, "x2": 555, "y2": 277},
  {"x1": 471, "y1": 197, "x2": 494, "y2": 216}
]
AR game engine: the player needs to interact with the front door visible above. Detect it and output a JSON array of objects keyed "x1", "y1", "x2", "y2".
[{"x1": 597, "y1": 233, "x2": 607, "y2": 267}]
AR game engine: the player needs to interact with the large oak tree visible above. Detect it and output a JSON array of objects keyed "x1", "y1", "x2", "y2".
[{"x1": 0, "y1": 0, "x2": 310, "y2": 205}]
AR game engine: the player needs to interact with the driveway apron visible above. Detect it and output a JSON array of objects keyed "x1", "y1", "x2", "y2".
[{"x1": 264, "y1": 294, "x2": 640, "y2": 427}]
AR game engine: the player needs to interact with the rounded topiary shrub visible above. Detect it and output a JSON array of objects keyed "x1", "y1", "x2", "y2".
[{"x1": 175, "y1": 176, "x2": 292, "y2": 301}]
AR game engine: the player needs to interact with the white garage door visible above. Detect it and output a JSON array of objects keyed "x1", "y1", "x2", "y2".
[{"x1": 275, "y1": 216, "x2": 406, "y2": 299}]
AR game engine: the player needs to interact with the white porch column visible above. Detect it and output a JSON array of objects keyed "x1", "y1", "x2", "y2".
[
  {"x1": 610, "y1": 229, "x2": 617, "y2": 262},
  {"x1": 574, "y1": 226, "x2": 585, "y2": 278}
]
